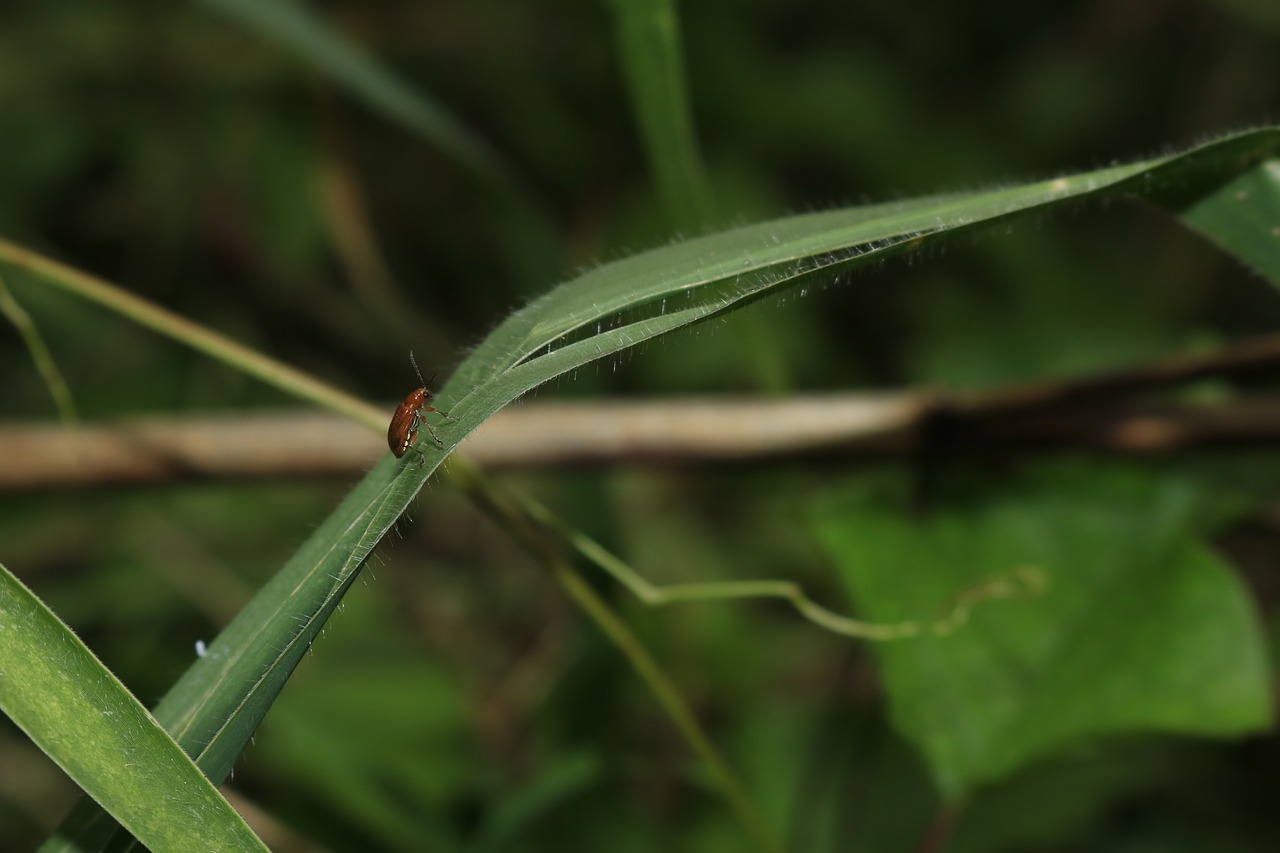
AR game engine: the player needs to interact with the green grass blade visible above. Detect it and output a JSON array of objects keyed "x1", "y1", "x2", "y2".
[
  {"x1": 195, "y1": 0, "x2": 511, "y2": 193},
  {"x1": 606, "y1": 0, "x2": 716, "y2": 231},
  {"x1": 0, "y1": 274, "x2": 76, "y2": 426},
  {"x1": 1166, "y1": 154, "x2": 1280, "y2": 283},
  {"x1": 471, "y1": 753, "x2": 600, "y2": 851},
  {"x1": 451, "y1": 128, "x2": 1280, "y2": 398},
  {"x1": 550, "y1": 561, "x2": 781, "y2": 853},
  {"x1": 0, "y1": 562, "x2": 267, "y2": 853},
  {"x1": 194, "y1": 0, "x2": 560, "y2": 282},
  {"x1": 150, "y1": 462, "x2": 420, "y2": 774},
  {"x1": 39, "y1": 454, "x2": 439, "y2": 852},
  {"x1": 451, "y1": 464, "x2": 779, "y2": 852}
]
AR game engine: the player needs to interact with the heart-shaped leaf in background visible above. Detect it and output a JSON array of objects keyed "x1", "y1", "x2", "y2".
[{"x1": 812, "y1": 466, "x2": 1271, "y2": 800}]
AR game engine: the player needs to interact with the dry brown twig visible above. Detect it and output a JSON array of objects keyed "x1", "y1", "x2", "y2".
[{"x1": 4, "y1": 333, "x2": 1280, "y2": 491}]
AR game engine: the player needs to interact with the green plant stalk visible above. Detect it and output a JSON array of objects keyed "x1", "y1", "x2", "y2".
[
  {"x1": 607, "y1": 0, "x2": 716, "y2": 232},
  {"x1": 551, "y1": 560, "x2": 781, "y2": 853},
  {"x1": 451, "y1": 461, "x2": 779, "y2": 853},
  {"x1": 0, "y1": 274, "x2": 76, "y2": 426},
  {"x1": 524, "y1": 495, "x2": 1045, "y2": 639},
  {"x1": 0, "y1": 238, "x2": 384, "y2": 431}
]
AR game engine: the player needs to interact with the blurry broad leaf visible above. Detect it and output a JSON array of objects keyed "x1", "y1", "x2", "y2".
[{"x1": 811, "y1": 469, "x2": 1271, "y2": 799}]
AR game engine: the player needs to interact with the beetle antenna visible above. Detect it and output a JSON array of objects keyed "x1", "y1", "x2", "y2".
[{"x1": 409, "y1": 350, "x2": 426, "y2": 387}]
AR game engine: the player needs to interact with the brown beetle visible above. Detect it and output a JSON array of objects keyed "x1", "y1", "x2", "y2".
[{"x1": 387, "y1": 354, "x2": 449, "y2": 458}]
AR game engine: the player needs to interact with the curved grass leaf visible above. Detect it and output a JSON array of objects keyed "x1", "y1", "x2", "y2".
[
  {"x1": 39, "y1": 126, "x2": 1280, "y2": 850},
  {"x1": 0, "y1": 562, "x2": 267, "y2": 852}
]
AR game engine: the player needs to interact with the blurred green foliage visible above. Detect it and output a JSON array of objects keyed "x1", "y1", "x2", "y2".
[{"x1": 2, "y1": 0, "x2": 1279, "y2": 851}]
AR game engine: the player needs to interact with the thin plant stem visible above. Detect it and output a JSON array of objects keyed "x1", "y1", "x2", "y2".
[
  {"x1": 551, "y1": 559, "x2": 782, "y2": 853},
  {"x1": 523, "y1": 492, "x2": 1044, "y2": 639},
  {"x1": 0, "y1": 274, "x2": 76, "y2": 426},
  {"x1": 0, "y1": 238, "x2": 384, "y2": 431},
  {"x1": 452, "y1": 461, "x2": 780, "y2": 853}
]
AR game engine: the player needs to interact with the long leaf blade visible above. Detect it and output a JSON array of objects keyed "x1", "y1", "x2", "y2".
[{"x1": 0, "y1": 562, "x2": 267, "y2": 853}]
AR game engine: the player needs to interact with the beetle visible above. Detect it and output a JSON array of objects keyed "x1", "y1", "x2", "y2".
[{"x1": 388, "y1": 353, "x2": 450, "y2": 458}]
